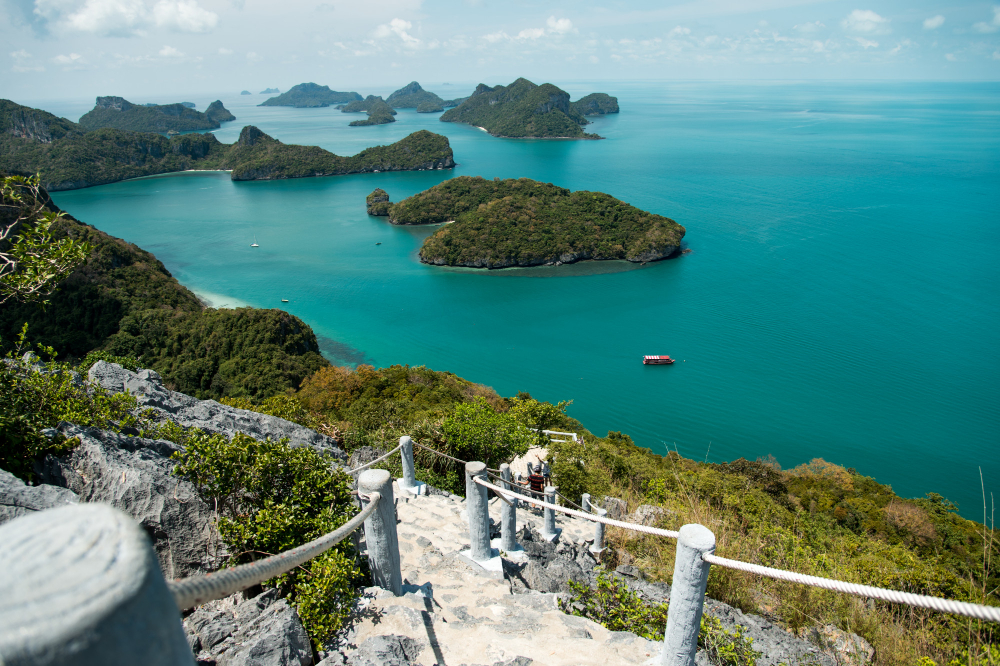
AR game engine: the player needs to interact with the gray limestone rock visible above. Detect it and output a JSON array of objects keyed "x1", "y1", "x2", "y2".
[
  {"x1": 601, "y1": 496, "x2": 627, "y2": 520},
  {"x1": 628, "y1": 504, "x2": 673, "y2": 527},
  {"x1": 36, "y1": 423, "x2": 221, "y2": 579},
  {"x1": 184, "y1": 589, "x2": 312, "y2": 666},
  {"x1": 87, "y1": 361, "x2": 344, "y2": 459},
  {"x1": 346, "y1": 634, "x2": 424, "y2": 666},
  {"x1": 0, "y1": 468, "x2": 79, "y2": 525}
]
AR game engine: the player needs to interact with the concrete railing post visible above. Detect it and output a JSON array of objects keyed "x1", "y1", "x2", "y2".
[
  {"x1": 0, "y1": 503, "x2": 193, "y2": 666},
  {"x1": 358, "y1": 469, "x2": 402, "y2": 596},
  {"x1": 581, "y1": 493, "x2": 592, "y2": 513},
  {"x1": 542, "y1": 485, "x2": 559, "y2": 541},
  {"x1": 500, "y1": 463, "x2": 517, "y2": 552},
  {"x1": 659, "y1": 524, "x2": 716, "y2": 666},
  {"x1": 465, "y1": 461, "x2": 491, "y2": 562},
  {"x1": 590, "y1": 507, "x2": 607, "y2": 554},
  {"x1": 399, "y1": 436, "x2": 416, "y2": 491}
]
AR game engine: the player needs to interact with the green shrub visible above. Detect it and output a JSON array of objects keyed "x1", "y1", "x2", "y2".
[
  {"x1": 0, "y1": 324, "x2": 150, "y2": 480},
  {"x1": 78, "y1": 349, "x2": 142, "y2": 373},
  {"x1": 171, "y1": 431, "x2": 362, "y2": 649}
]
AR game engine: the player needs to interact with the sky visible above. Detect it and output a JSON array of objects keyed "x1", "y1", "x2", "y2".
[{"x1": 2, "y1": 0, "x2": 999, "y2": 101}]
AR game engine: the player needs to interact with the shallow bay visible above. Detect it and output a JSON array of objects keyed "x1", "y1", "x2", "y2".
[{"x1": 46, "y1": 81, "x2": 1000, "y2": 518}]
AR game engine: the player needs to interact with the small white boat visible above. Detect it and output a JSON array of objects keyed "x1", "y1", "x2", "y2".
[{"x1": 251, "y1": 234, "x2": 259, "y2": 248}]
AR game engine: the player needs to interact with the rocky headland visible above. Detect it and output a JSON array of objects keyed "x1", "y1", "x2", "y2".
[
  {"x1": 78, "y1": 96, "x2": 235, "y2": 133},
  {"x1": 366, "y1": 188, "x2": 391, "y2": 215}
]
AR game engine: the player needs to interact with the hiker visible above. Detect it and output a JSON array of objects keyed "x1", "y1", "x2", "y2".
[{"x1": 525, "y1": 464, "x2": 546, "y2": 509}]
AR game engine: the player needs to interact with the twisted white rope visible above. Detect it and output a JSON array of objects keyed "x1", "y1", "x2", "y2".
[
  {"x1": 703, "y1": 553, "x2": 1000, "y2": 623},
  {"x1": 473, "y1": 477, "x2": 681, "y2": 539},
  {"x1": 346, "y1": 444, "x2": 402, "y2": 475},
  {"x1": 168, "y1": 492, "x2": 380, "y2": 611}
]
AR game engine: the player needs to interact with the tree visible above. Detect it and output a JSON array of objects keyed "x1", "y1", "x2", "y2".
[
  {"x1": 441, "y1": 397, "x2": 532, "y2": 469},
  {"x1": 0, "y1": 174, "x2": 89, "y2": 305},
  {"x1": 509, "y1": 394, "x2": 572, "y2": 447}
]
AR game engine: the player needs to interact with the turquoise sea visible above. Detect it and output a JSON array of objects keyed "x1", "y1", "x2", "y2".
[{"x1": 37, "y1": 81, "x2": 1000, "y2": 520}]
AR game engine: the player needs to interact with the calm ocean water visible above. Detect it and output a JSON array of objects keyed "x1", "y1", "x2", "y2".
[{"x1": 39, "y1": 82, "x2": 1000, "y2": 519}]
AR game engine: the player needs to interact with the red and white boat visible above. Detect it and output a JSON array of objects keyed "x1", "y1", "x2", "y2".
[{"x1": 643, "y1": 355, "x2": 675, "y2": 365}]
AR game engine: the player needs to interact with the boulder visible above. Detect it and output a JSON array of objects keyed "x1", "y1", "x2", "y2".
[
  {"x1": 184, "y1": 588, "x2": 313, "y2": 666},
  {"x1": 0, "y1": 468, "x2": 79, "y2": 525},
  {"x1": 627, "y1": 504, "x2": 673, "y2": 527},
  {"x1": 601, "y1": 496, "x2": 626, "y2": 520},
  {"x1": 346, "y1": 635, "x2": 424, "y2": 666},
  {"x1": 87, "y1": 361, "x2": 344, "y2": 459},
  {"x1": 36, "y1": 423, "x2": 221, "y2": 579}
]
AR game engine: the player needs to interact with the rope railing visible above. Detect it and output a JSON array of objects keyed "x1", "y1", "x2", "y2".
[
  {"x1": 474, "y1": 476, "x2": 1000, "y2": 624},
  {"x1": 346, "y1": 443, "x2": 403, "y2": 475},
  {"x1": 168, "y1": 492, "x2": 381, "y2": 611},
  {"x1": 473, "y1": 477, "x2": 681, "y2": 539},
  {"x1": 702, "y1": 553, "x2": 1000, "y2": 623}
]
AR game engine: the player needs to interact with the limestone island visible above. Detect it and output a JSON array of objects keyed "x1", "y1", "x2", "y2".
[
  {"x1": 440, "y1": 78, "x2": 615, "y2": 139},
  {"x1": 348, "y1": 100, "x2": 396, "y2": 127},
  {"x1": 240, "y1": 90, "x2": 251, "y2": 95},
  {"x1": 259, "y1": 87, "x2": 280, "y2": 94},
  {"x1": 260, "y1": 83, "x2": 361, "y2": 108},
  {"x1": 385, "y1": 81, "x2": 447, "y2": 109},
  {"x1": 78, "y1": 96, "x2": 236, "y2": 133},
  {"x1": 340, "y1": 95, "x2": 395, "y2": 114},
  {"x1": 572, "y1": 92, "x2": 619, "y2": 117},
  {"x1": 366, "y1": 188, "x2": 391, "y2": 215},
  {"x1": 384, "y1": 176, "x2": 684, "y2": 268},
  {"x1": 0, "y1": 100, "x2": 455, "y2": 189}
]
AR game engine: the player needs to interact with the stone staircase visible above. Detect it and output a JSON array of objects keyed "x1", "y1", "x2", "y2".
[{"x1": 329, "y1": 483, "x2": 661, "y2": 666}]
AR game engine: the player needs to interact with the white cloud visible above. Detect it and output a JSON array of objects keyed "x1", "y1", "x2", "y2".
[
  {"x1": 588, "y1": 55, "x2": 598, "y2": 63},
  {"x1": 52, "y1": 52, "x2": 84, "y2": 64},
  {"x1": 517, "y1": 27, "x2": 545, "y2": 40},
  {"x1": 851, "y1": 36, "x2": 879, "y2": 49},
  {"x1": 246, "y1": 51, "x2": 261, "y2": 62},
  {"x1": 10, "y1": 49, "x2": 45, "y2": 72},
  {"x1": 218, "y1": 47, "x2": 232, "y2": 55},
  {"x1": 158, "y1": 44, "x2": 182, "y2": 56},
  {"x1": 482, "y1": 30, "x2": 508, "y2": 43},
  {"x1": 31, "y1": 0, "x2": 216, "y2": 36},
  {"x1": 546, "y1": 16, "x2": 574, "y2": 34},
  {"x1": 668, "y1": 26, "x2": 691, "y2": 38},
  {"x1": 794, "y1": 21, "x2": 824, "y2": 33},
  {"x1": 922, "y1": 15, "x2": 944, "y2": 30},
  {"x1": 841, "y1": 9, "x2": 890, "y2": 35},
  {"x1": 945, "y1": 53, "x2": 957, "y2": 61},
  {"x1": 995, "y1": 50, "x2": 1000, "y2": 60},
  {"x1": 374, "y1": 17, "x2": 420, "y2": 47},
  {"x1": 153, "y1": 0, "x2": 217, "y2": 32},
  {"x1": 972, "y1": 7, "x2": 1000, "y2": 33}
]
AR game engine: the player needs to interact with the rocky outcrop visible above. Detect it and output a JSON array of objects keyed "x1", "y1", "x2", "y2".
[
  {"x1": 36, "y1": 423, "x2": 221, "y2": 579},
  {"x1": 0, "y1": 468, "x2": 79, "y2": 525},
  {"x1": 366, "y1": 189, "x2": 391, "y2": 216},
  {"x1": 206, "y1": 100, "x2": 236, "y2": 123},
  {"x1": 184, "y1": 588, "x2": 312, "y2": 666},
  {"x1": 87, "y1": 361, "x2": 344, "y2": 458},
  {"x1": 345, "y1": 635, "x2": 424, "y2": 666}
]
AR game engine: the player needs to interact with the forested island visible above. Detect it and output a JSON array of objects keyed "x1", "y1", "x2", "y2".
[
  {"x1": 572, "y1": 92, "x2": 619, "y2": 116},
  {"x1": 78, "y1": 96, "x2": 236, "y2": 133},
  {"x1": 385, "y1": 81, "x2": 446, "y2": 109},
  {"x1": 0, "y1": 100, "x2": 455, "y2": 189},
  {"x1": 440, "y1": 78, "x2": 611, "y2": 139},
  {"x1": 260, "y1": 83, "x2": 362, "y2": 108},
  {"x1": 348, "y1": 100, "x2": 397, "y2": 127},
  {"x1": 382, "y1": 176, "x2": 684, "y2": 268},
  {"x1": 339, "y1": 95, "x2": 395, "y2": 114}
]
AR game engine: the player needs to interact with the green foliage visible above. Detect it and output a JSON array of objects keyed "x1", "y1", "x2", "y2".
[
  {"x1": 0, "y1": 174, "x2": 90, "y2": 304},
  {"x1": 219, "y1": 394, "x2": 317, "y2": 428},
  {"x1": 259, "y1": 83, "x2": 362, "y2": 108},
  {"x1": 0, "y1": 324, "x2": 150, "y2": 480},
  {"x1": 78, "y1": 97, "x2": 227, "y2": 133},
  {"x1": 348, "y1": 100, "x2": 397, "y2": 127},
  {"x1": 572, "y1": 93, "x2": 620, "y2": 116},
  {"x1": 699, "y1": 616, "x2": 762, "y2": 666},
  {"x1": 562, "y1": 572, "x2": 760, "y2": 665},
  {"x1": 441, "y1": 397, "x2": 531, "y2": 470},
  {"x1": 102, "y1": 307, "x2": 329, "y2": 400},
  {"x1": 78, "y1": 350, "x2": 142, "y2": 373},
  {"x1": 416, "y1": 101, "x2": 445, "y2": 113},
  {"x1": 340, "y1": 96, "x2": 396, "y2": 115},
  {"x1": 171, "y1": 431, "x2": 362, "y2": 648},
  {"x1": 440, "y1": 78, "x2": 600, "y2": 138},
  {"x1": 562, "y1": 571, "x2": 670, "y2": 640},
  {"x1": 386, "y1": 176, "x2": 685, "y2": 267}
]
